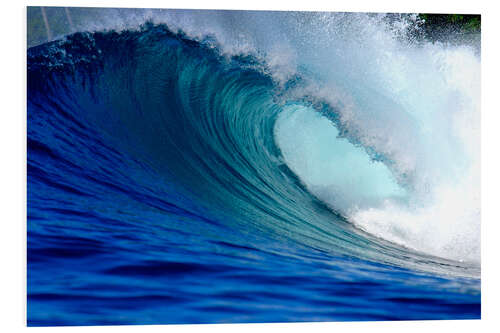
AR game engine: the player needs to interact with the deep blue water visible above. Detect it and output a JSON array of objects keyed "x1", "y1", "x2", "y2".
[{"x1": 27, "y1": 22, "x2": 480, "y2": 326}]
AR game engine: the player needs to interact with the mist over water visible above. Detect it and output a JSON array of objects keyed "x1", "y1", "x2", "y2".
[{"x1": 265, "y1": 13, "x2": 481, "y2": 264}]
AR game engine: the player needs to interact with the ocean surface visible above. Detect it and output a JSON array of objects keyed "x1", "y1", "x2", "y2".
[{"x1": 27, "y1": 9, "x2": 481, "y2": 326}]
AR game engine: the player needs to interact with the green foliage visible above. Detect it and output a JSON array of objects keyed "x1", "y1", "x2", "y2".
[{"x1": 418, "y1": 13, "x2": 481, "y2": 33}]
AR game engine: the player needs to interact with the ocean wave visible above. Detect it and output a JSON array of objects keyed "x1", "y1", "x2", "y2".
[{"x1": 27, "y1": 10, "x2": 480, "y2": 325}]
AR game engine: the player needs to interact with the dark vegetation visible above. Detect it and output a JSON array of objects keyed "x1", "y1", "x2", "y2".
[
  {"x1": 419, "y1": 14, "x2": 480, "y2": 32},
  {"x1": 416, "y1": 14, "x2": 480, "y2": 43}
]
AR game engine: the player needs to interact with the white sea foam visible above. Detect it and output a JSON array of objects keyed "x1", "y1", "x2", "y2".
[{"x1": 270, "y1": 14, "x2": 480, "y2": 264}]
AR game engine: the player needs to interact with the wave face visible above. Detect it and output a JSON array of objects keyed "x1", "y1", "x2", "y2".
[{"x1": 27, "y1": 9, "x2": 480, "y2": 326}]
